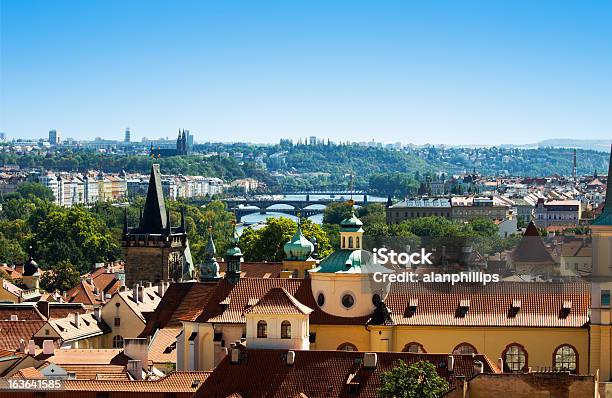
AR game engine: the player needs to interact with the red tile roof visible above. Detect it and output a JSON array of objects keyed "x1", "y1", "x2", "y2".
[
  {"x1": 10, "y1": 367, "x2": 43, "y2": 379},
  {"x1": 0, "y1": 305, "x2": 45, "y2": 321},
  {"x1": 60, "y1": 371, "x2": 210, "y2": 392},
  {"x1": 245, "y1": 287, "x2": 313, "y2": 315},
  {"x1": 219, "y1": 262, "x2": 283, "y2": 278},
  {"x1": 139, "y1": 282, "x2": 220, "y2": 338},
  {"x1": 385, "y1": 282, "x2": 589, "y2": 327},
  {"x1": 193, "y1": 348, "x2": 499, "y2": 398},
  {"x1": 512, "y1": 222, "x2": 556, "y2": 263},
  {"x1": 0, "y1": 320, "x2": 46, "y2": 350}
]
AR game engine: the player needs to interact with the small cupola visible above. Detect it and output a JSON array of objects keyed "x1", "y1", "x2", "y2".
[
  {"x1": 200, "y1": 226, "x2": 220, "y2": 281},
  {"x1": 283, "y1": 220, "x2": 314, "y2": 261},
  {"x1": 339, "y1": 203, "x2": 364, "y2": 250}
]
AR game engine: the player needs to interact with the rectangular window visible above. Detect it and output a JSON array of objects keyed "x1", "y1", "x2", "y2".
[
  {"x1": 114, "y1": 317, "x2": 121, "y2": 326},
  {"x1": 602, "y1": 290, "x2": 611, "y2": 307}
]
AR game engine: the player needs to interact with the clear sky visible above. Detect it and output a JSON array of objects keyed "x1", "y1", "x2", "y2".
[{"x1": 1, "y1": 0, "x2": 611, "y2": 145}]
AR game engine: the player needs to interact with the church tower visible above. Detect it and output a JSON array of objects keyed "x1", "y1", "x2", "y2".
[
  {"x1": 122, "y1": 164, "x2": 192, "y2": 286},
  {"x1": 589, "y1": 145, "x2": 612, "y2": 380}
]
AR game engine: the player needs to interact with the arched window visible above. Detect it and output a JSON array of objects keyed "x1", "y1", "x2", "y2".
[
  {"x1": 281, "y1": 320, "x2": 291, "y2": 339},
  {"x1": 503, "y1": 343, "x2": 527, "y2": 372},
  {"x1": 112, "y1": 335, "x2": 124, "y2": 348},
  {"x1": 337, "y1": 342, "x2": 358, "y2": 351},
  {"x1": 342, "y1": 236, "x2": 346, "y2": 248},
  {"x1": 554, "y1": 344, "x2": 578, "y2": 373},
  {"x1": 348, "y1": 237, "x2": 354, "y2": 248},
  {"x1": 452, "y1": 343, "x2": 477, "y2": 355},
  {"x1": 356, "y1": 237, "x2": 360, "y2": 248},
  {"x1": 402, "y1": 342, "x2": 426, "y2": 353},
  {"x1": 257, "y1": 320, "x2": 267, "y2": 338}
]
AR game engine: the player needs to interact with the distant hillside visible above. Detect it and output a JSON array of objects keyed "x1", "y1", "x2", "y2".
[{"x1": 507, "y1": 139, "x2": 611, "y2": 152}]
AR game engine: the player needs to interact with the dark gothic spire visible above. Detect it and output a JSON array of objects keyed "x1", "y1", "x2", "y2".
[{"x1": 139, "y1": 164, "x2": 167, "y2": 233}]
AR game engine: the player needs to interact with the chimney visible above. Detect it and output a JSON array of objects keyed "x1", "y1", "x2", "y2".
[
  {"x1": 363, "y1": 352, "x2": 378, "y2": 369},
  {"x1": 230, "y1": 345, "x2": 240, "y2": 364},
  {"x1": 448, "y1": 355, "x2": 455, "y2": 372},
  {"x1": 286, "y1": 350, "x2": 295, "y2": 366},
  {"x1": 157, "y1": 282, "x2": 165, "y2": 297},
  {"x1": 27, "y1": 340, "x2": 36, "y2": 356},
  {"x1": 19, "y1": 339, "x2": 26, "y2": 353},
  {"x1": 473, "y1": 360, "x2": 484, "y2": 374},
  {"x1": 138, "y1": 285, "x2": 144, "y2": 302},
  {"x1": 127, "y1": 359, "x2": 142, "y2": 380},
  {"x1": 498, "y1": 357, "x2": 504, "y2": 373},
  {"x1": 73, "y1": 312, "x2": 80, "y2": 328},
  {"x1": 133, "y1": 284, "x2": 140, "y2": 303},
  {"x1": 42, "y1": 340, "x2": 54, "y2": 355},
  {"x1": 93, "y1": 306, "x2": 102, "y2": 322},
  {"x1": 124, "y1": 338, "x2": 148, "y2": 373},
  {"x1": 10, "y1": 314, "x2": 18, "y2": 321},
  {"x1": 147, "y1": 281, "x2": 153, "y2": 288},
  {"x1": 36, "y1": 300, "x2": 50, "y2": 319}
]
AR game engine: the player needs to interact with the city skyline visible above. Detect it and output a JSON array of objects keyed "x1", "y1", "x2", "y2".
[{"x1": 1, "y1": 1, "x2": 612, "y2": 145}]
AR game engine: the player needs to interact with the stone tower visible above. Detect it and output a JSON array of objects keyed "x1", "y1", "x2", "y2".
[{"x1": 122, "y1": 164, "x2": 192, "y2": 286}]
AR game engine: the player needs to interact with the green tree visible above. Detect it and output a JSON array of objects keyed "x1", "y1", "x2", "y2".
[
  {"x1": 0, "y1": 236, "x2": 27, "y2": 264},
  {"x1": 323, "y1": 202, "x2": 354, "y2": 225},
  {"x1": 39, "y1": 260, "x2": 81, "y2": 292},
  {"x1": 16, "y1": 182, "x2": 55, "y2": 202},
  {"x1": 468, "y1": 218, "x2": 499, "y2": 237},
  {"x1": 32, "y1": 206, "x2": 120, "y2": 273},
  {"x1": 240, "y1": 217, "x2": 331, "y2": 262},
  {"x1": 357, "y1": 203, "x2": 386, "y2": 226},
  {"x1": 378, "y1": 360, "x2": 449, "y2": 398}
]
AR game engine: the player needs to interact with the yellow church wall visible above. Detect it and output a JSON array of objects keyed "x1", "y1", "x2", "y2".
[
  {"x1": 391, "y1": 326, "x2": 589, "y2": 372},
  {"x1": 310, "y1": 324, "x2": 371, "y2": 351}
]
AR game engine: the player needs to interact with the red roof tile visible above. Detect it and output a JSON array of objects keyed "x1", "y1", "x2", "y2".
[
  {"x1": 0, "y1": 320, "x2": 45, "y2": 350},
  {"x1": 245, "y1": 287, "x2": 313, "y2": 315},
  {"x1": 194, "y1": 349, "x2": 498, "y2": 398}
]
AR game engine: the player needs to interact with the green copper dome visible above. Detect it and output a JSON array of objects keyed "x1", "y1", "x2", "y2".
[
  {"x1": 340, "y1": 209, "x2": 364, "y2": 232},
  {"x1": 200, "y1": 228, "x2": 220, "y2": 281},
  {"x1": 283, "y1": 223, "x2": 314, "y2": 261}
]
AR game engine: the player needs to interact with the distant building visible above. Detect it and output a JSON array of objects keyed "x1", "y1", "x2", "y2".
[
  {"x1": 48, "y1": 129, "x2": 61, "y2": 145},
  {"x1": 451, "y1": 196, "x2": 512, "y2": 223},
  {"x1": 0, "y1": 132, "x2": 5, "y2": 142},
  {"x1": 150, "y1": 130, "x2": 189, "y2": 157},
  {"x1": 533, "y1": 198, "x2": 581, "y2": 228},
  {"x1": 386, "y1": 198, "x2": 451, "y2": 224},
  {"x1": 124, "y1": 127, "x2": 131, "y2": 143}
]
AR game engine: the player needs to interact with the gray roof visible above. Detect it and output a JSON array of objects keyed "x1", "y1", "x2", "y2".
[{"x1": 390, "y1": 198, "x2": 451, "y2": 209}]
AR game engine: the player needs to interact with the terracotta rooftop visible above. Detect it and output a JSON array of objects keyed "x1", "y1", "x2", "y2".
[
  {"x1": 139, "y1": 282, "x2": 219, "y2": 337},
  {"x1": 60, "y1": 371, "x2": 211, "y2": 392},
  {"x1": 0, "y1": 320, "x2": 46, "y2": 350},
  {"x1": 219, "y1": 262, "x2": 283, "y2": 278},
  {"x1": 148, "y1": 327, "x2": 180, "y2": 364},
  {"x1": 385, "y1": 281, "x2": 589, "y2": 327},
  {"x1": 10, "y1": 366, "x2": 43, "y2": 379},
  {"x1": 0, "y1": 304, "x2": 46, "y2": 321},
  {"x1": 193, "y1": 348, "x2": 499, "y2": 398},
  {"x1": 244, "y1": 287, "x2": 313, "y2": 315},
  {"x1": 47, "y1": 312, "x2": 110, "y2": 342}
]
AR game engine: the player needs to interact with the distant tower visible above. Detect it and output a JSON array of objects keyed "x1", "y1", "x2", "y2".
[
  {"x1": 122, "y1": 164, "x2": 191, "y2": 286},
  {"x1": 572, "y1": 148, "x2": 577, "y2": 180},
  {"x1": 124, "y1": 128, "x2": 131, "y2": 143},
  {"x1": 225, "y1": 221, "x2": 243, "y2": 283},
  {"x1": 48, "y1": 129, "x2": 61, "y2": 145}
]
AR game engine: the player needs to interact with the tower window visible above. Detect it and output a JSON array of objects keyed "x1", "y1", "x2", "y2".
[
  {"x1": 602, "y1": 290, "x2": 610, "y2": 307},
  {"x1": 554, "y1": 345, "x2": 578, "y2": 373},
  {"x1": 348, "y1": 237, "x2": 353, "y2": 249},
  {"x1": 257, "y1": 320, "x2": 267, "y2": 338},
  {"x1": 281, "y1": 321, "x2": 291, "y2": 339}
]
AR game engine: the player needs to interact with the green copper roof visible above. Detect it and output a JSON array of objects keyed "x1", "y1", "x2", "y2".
[
  {"x1": 340, "y1": 209, "x2": 363, "y2": 228},
  {"x1": 593, "y1": 145, "x2": 612, "y2": 226},
  {"x1": 311, "y1": 249, "x2": 365, "y2": 273},
  {"x1": 283, "y1": 223, "x2": 314, "y2": 261}
]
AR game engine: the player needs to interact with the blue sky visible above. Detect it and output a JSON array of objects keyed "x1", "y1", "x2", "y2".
[{"x1": 1, "y1": 0, "x2": 611, "y2": 145}]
